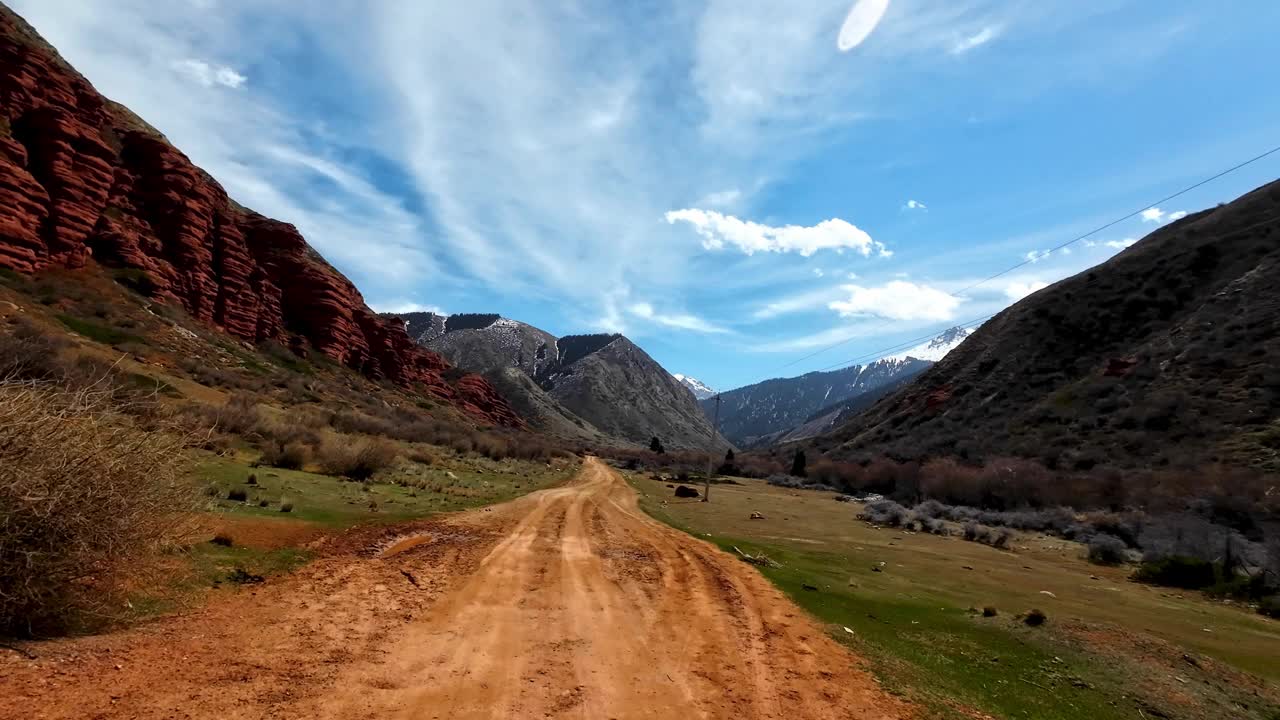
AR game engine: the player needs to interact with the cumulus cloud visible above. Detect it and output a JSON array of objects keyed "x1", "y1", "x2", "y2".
[
  {"x1": 828, "y1": 281, "x2": 962, "y2": 321},
  {"x1": 952, "y1": 25, "x2": 1001, "y2": 54},
  {"x1": 1004, "y1": 280, "x2": 1049, "y2": 301},
  {"x1": 1105, "y1": 238, "x2": 1138, "y2": 249},
  {"x1": 171, "y1": 59, "x2": 246, "y2": 89},
  {"x1": 666, "y1": 208, "x2": 888, "y2": 257},
  {"x1": 903, "y1": 199, "x2": 927, "y2": 210},
  {"x1": 1167, "y1": 210, "x2": 1188, "y2": 222}
]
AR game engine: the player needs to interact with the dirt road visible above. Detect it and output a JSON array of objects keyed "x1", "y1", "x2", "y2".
[{"x1": 1, "y1": 458, "x2": 911, "y2": 719}]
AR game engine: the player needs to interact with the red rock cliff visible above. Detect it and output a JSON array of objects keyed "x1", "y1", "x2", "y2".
[{"x1": 0, "y1": 7, "x2": 521, "y2": 427}]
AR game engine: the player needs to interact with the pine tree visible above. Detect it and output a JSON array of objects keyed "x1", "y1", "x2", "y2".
[
  {"x1": 649, "y1": 436, "x2": 665, "y2": 454},
  {"x1": 790, "y1": 449, "x2": 807, "y2": 477}
]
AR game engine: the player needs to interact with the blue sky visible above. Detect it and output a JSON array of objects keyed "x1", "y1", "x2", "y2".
[{"x1": 15, "y1": 0, "x2": 1280, "y2": 391}]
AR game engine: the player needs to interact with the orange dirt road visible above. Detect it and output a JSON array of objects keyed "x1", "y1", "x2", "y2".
[{"x1": 1, "y1": 458, "x2": 912, "y2": 720}]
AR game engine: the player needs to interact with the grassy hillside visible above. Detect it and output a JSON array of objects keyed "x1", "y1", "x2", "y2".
[{"x1": 819, "y1": 181, "x2": 1280, "y2": 473}]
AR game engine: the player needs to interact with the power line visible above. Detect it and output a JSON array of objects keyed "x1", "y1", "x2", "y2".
[{"x1": 772, "y1": 142, "x2": 1280, "y2": 373}]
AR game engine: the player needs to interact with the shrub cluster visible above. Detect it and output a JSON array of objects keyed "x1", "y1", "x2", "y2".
[{"x1": 0, "y1": 379, "x2": 197, "y2": 635}]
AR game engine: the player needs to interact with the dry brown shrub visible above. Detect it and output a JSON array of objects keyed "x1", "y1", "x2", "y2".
[
  {"x1": 316, "y1": 436, "x2": 399, "y2": 480},
  {"x1": 0, "y1": 379, "x2": 198, "y2": 635},
  {"x1": 259, "y1": 440, "x2": 312, "y2": 470}
]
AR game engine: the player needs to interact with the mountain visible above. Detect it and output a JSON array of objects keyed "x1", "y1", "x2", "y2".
[
  {"x1": 396, "y1": 312, "x2": 561, "y2": 378},
  {"x1": 673, "y1": 374, "x2": 716, "y2": 400},
  {"x1": 818, "y1": 180, "x2": 1280, "y2": 472},
  {"x1": 753, "y1": 372, "x2": 920, "y2": 447},
  {"x1": 541, "y1": 335, "x2": 728, "y2": 451},
  {"x1": 0, "y1": 5, "x2": 520, "y2": 427},
  {"x1": 886, "y1": 326, "x2": 972, "y2": 362},
  {"x1": 704, "y1": 356, "x2": 932, "y2": 447},
  {"x1": 394, "y1": 313, "x2": 727, "y2": 451}
]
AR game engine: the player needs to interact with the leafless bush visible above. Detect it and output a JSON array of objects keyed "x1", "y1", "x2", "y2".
[
  {"x1": 316, "y1": 437, "x2": 399, "y2": 480},
  {"x1": 260, "y1": 441, "x2": 311, "y2": 470},
  {"x1": 1087, "y1": 534, "x2": 1128, "y2": 565},
  {"x1": 861, "y1": 499, "x2": 909, "y2": 527},
  {"x1": 962, "y1": 522, "x2": 1012, "y2": 549},
  {"x1": 0, "y1": 379, "x2": 198, "y2": 635}
]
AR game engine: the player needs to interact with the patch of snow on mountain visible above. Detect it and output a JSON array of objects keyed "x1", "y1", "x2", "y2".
[
  {"x1": 673, "y1": 374, "x2": 717, "y2": 400},
  {"x1": 886, "y1": 327, "x2": 973, "y2": 363}
]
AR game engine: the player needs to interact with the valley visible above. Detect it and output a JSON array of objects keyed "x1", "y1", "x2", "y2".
[{"x1": 1, "y1": 2, "x2": 1278, "y2": 720}]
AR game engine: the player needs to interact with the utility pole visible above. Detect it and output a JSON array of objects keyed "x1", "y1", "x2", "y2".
[{"x1": 703, "y1": 394, "x2": 721, "y2": 503}]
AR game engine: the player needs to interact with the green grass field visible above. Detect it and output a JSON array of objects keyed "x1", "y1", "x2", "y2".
[
  {"x1": 631, "y1": 473, "x2": 1280, "y2": 720},
  {"x1": 127, "y1": 453, "x2": 580, "y2": 621},
  {"x1": 195, "y1": 453, "x2": 577, "y2": 527}
]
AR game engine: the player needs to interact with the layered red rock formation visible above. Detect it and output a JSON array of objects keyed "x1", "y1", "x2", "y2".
[{"x1": 0, "y1": 6, "x2": 521, "y2": 427}]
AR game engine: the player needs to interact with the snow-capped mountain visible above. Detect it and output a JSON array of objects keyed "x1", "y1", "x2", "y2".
[
  {"x1": 673, "y1": 374, "x2": 717, "y2": 400},
  {"x1": 886, "y1": 326, "x2": 972, "y2": 362}
]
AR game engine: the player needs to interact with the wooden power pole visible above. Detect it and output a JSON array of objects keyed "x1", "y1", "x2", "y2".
[{"x1": 703, "y1": 394, "x2": 721, "y2": 503}]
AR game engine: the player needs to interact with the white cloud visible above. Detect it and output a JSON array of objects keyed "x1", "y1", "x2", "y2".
[
  {"x1": 847, "y1": 272, "x2": 859, "y2": 280},
  {"x1": 171, "y1": 59, "x2": 246, "y2": 89},
  {"x1": 1025, "y1": 249, "x2": 1051, "y2": 263},
  {"x1": 1105, "y1": 237, "x2": 1138, "y2": 249},
  {"x1": 828, "y1": 281, "x2": 962, "y2": 321},
  {"x1": 952, "y1": 25, "x2": 1002, "y2": 54},
  {"x1": 838, "y1": 0, "x2": 891, "y2": 52},
  {"x1": 1141, "y1": 207, "x2": 1186, "y2": 224},
  {"x1": 666, "y1": 208, "x2": 888, "y2": 257},
  {"x1": 1004, "y1": 280, "x2": 1048, "y2": 301},
  {"x1": 904, "y1": 199, "x2": 927, "y2": 210},
  {"x1": 813, "y1": 268, "x2": 825, "y2": 277}
]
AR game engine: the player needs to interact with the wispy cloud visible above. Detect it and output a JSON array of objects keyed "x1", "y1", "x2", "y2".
[
  {"x1": 628, "y1": 303, "x2": 728, "y2": 334},
  {"x1": 952, "y1": 25, "x2": 1002, "y2": 54},
  {"x1": 751, "y1": 285, "x2": 848, "y2": 320},
  {"x1": 903, "y1": 199, "x2": 928, "y2": 211},
  {"x1": 171, "y1": 58, "x2": 246, "y2": 89}
]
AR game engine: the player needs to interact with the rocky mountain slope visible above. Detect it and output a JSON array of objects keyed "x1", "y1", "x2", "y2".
[
  {"x1": 703, "y1": 330, "x2": 975, "y2": 447},
  {"x1": 540, "y1": 335, "x2": 727, "y2": 451},
  {"x1": 819, "y1": 180, "x2": 1280, "y2": 471},
  {"x1": 750, "y1": 372, "x2": 920, "y2": 448},
  {"x1": 673, "y1": 374, "x2": 716, "y2": 400},
  {"x1": 0, "y1": 5, "x2": 519, "y2": 426},
  {"x1": 394, "y1": 312, "x2": 726, "y2": 450}
]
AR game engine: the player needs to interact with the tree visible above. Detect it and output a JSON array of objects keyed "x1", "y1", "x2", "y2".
[
  {"x1": 649, "y1": 436, "x2": 665, "y2": 455},
  {"x1": 790, "y1": 449, "x2": 807, "y2": 477},
  {"x1": 717, "y1": 448, "x2": 737, "y2": 476}
]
